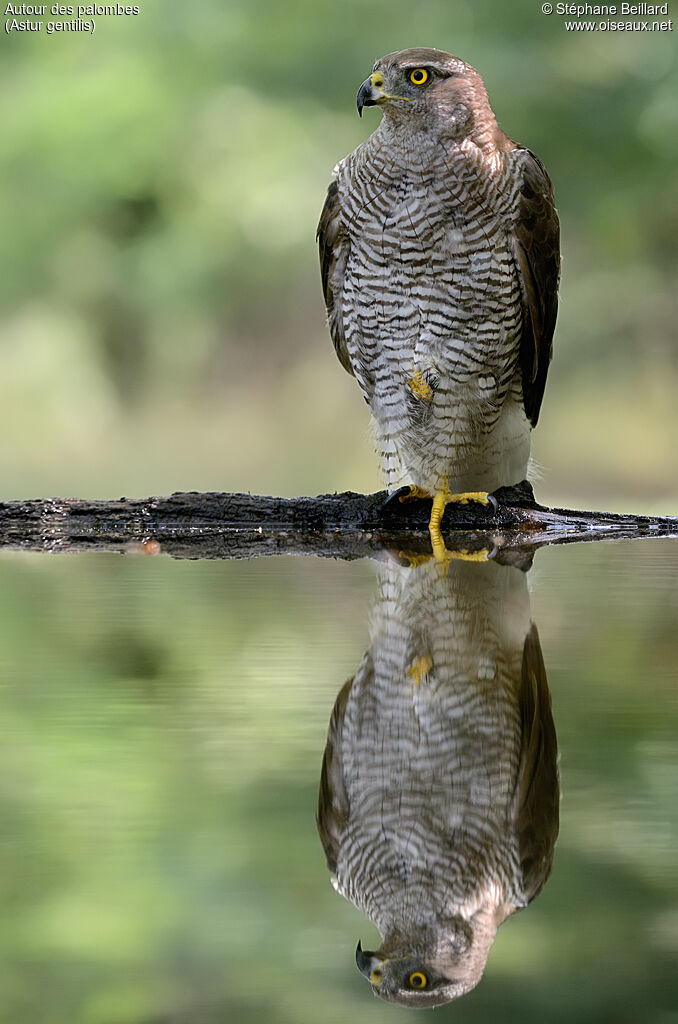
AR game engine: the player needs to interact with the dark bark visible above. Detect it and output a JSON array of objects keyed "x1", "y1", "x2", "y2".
[{"x1": 0, "y1": 484, "x2": 675, "y2": 567}]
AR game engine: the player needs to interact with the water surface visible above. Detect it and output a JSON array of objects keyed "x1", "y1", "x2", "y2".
[{"x1": 0, "y1": 541, "x2": 676, "y2": 1023}]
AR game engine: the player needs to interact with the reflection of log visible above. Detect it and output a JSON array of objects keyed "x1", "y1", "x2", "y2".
[{"x1": 0, "y1": 485, "x2": 676, "y2": 566}]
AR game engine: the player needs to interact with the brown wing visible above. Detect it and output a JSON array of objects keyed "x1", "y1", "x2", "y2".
[
  {"x1": 511, "y1": 622, "x2": 560, "y2": 905},
  {"x1": 317, "y1": 180, "x2": 353, "y2": 376},
  {"x1": 316, "y1": 675, "x2": 354, "y2": 873},
  {"x1": 510, "y1": 149, "x2": 560, "y2": 427}
]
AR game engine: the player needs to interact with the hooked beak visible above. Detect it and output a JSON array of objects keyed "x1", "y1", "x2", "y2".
[
  {"x1": 356, "y1": 72, "x2": 385, "y2": 117},
  {"x1": 355, "y1": 940, "x2": 385, "y2": 986}
]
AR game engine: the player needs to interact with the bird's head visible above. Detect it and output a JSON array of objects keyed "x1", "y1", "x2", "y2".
[
  {"x1": 356, "y1": 48, "x2": 496, "y2": 144},
  {"x1": 355, "y1": 914, "x2": 498, "y2": 1008}
]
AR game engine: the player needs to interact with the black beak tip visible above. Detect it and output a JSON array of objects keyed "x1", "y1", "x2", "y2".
[
  {"x1": 356, "y1": 79, "x2": 373, "y2": 118},
  {"x1": 355, "y1": 939, "x2": 373, "y2": 976}
]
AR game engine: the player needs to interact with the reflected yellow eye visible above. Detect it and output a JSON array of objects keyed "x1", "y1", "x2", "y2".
[
  {"x1": 409, "y1": 68, "x2": 429, "y2": 85},
  {"x1": 409, "y1": 971, "x2": 428, "y2": 989}
]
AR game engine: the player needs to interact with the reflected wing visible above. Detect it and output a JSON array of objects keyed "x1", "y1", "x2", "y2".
[
  {"x1": 317, "y1": 180, "x2": 353, "y2": 376},
  {"x1": 316, "y1": 675, "x2": 354, "y2": 872},
  {"x1": 512, "y1": 622, "x2": 560, "y2": 904},
  {"x1": 510, "y1": 149, "x2": 560, "y2": 427}
]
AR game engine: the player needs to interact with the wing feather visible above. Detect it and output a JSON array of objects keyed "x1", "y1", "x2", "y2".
[
  {"x1": 512, "y1": 622, "x2": 560, "y2": 905},
  {"x1": 509, "y1": 149, "x2": 560, "y2": 427},
  {"x1": 316, "y1": 676, "x2": 354, "y2": 873},
  {"x1": 317, "y1": 180, "x2": 353, "y2": 376}
]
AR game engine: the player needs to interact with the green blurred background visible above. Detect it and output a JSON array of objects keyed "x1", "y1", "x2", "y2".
[
  {"x1": 0, "y1": 0, "x2": 676, "y2": 510},
  {"x1": 1, "y1": 8, "x2": 678, "y2": 1023}
]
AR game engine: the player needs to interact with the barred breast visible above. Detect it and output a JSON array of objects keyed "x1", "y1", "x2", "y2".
[
  {"x1": 335, "y1": 123, "x2": 530, "y2": 493},
  {"x1": 334, "y1": 560, "x2": 528, "y2": 933}
]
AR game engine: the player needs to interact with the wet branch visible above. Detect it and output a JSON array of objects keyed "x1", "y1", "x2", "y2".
[{"x1": 0, "y1": 485, "x2": 676, "y2": 566}]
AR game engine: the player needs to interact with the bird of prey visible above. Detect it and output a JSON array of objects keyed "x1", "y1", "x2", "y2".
[
  {"x1": 317, "y1": 557, "x2": 559, "y2": 1007},
  {"x1": 317, "y1": 49, "x2": 560, "y2": 559}
]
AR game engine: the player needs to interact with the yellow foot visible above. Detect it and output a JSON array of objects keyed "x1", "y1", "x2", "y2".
[
  {"x1": 407, "y1": 371, "x2": 434, "y2": 402},
  {"x1": 398, "y1": 485, "x2": 432, "y2": 503},
  {"x1": 446, "y1": 547, "x2": 494, "y2": 563},
  {"x1": 429, "y1": 490, "x2": 496, "y2": 563},
  {"x1": 409, "y1": 654, "x2": 433, "y2": 689},
  {"x1": 448, "y1": 491, "x2": 493, "y2": 506},
  {"x1": 396, "y1": 550, "x2": 432, "y2": 569}
]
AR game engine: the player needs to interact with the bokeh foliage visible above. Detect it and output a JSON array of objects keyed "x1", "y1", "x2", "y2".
[
  {"x1": 0, "y1": 0, "x2": 676, "y2": 507},
  {"x1": 1, "y1": 9, "x2": 677, "y2": 1022}
]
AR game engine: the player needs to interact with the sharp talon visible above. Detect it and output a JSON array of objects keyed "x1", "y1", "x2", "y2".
[
  {"x1": 487, "y1": 493, "x2": 499, "y2": 514},
  {"x1": 397, "y1": 551, "x2": 432, "y2": 569},
  {"x1": 379, "y1": 486, "x2": 412, "y2": 510},
  {"x1": 398, "y1": 485, "x2": 431, "y2": 503}
]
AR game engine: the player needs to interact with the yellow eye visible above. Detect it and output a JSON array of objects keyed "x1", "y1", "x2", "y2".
[
  {"x1": 409, "y1": 68, "x2": 429, "y2": 85},
  {"x1": 409, "y1": 972, "x2": 428, "y2": 989}
]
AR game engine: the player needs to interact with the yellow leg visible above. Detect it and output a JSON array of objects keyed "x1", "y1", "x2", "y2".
[
  {"x1": 429, "y1": 490, "x2": 495, "y2": 563},
  {"x1": 429, "y1": 491, "x2": 449, "y2": 562}
]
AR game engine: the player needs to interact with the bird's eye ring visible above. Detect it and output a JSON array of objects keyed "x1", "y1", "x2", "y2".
[
  {"x1": 409, "y1": 68, "x2": 429, "y2": 85},
  {"x1": 408, "y1": 971, "x2": 428, "y2": 989}
]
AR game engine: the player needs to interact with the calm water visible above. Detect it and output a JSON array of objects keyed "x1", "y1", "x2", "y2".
[{"x1": 0, "y1": 540, "x2": 676, "y2": 1023}]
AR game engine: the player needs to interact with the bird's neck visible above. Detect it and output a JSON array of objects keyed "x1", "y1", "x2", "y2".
[{"x1": 373, "y1": 117, "x2": 504, "y2": 180}]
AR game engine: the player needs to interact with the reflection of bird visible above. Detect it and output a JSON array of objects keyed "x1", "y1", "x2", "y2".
[
  {"x1": 318, "y1": 49, "x2": 560, "y2": 559},
  {"x1": 317, "y1": 559, "x2": 559, "y2": 1007}
]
